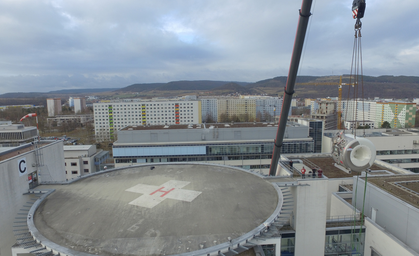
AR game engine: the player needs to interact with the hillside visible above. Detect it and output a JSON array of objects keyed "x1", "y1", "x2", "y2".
[
  {"x1": 118, "y1": 80, "x2": 248, "y2": 93},
  {"x1": 246, "y1": 75, "x2": 419, "y2": 99},
  {"x1": 1, "y1": 76, "x2": 418, "y2": 106}
]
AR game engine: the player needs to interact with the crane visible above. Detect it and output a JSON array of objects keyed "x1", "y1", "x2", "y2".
[
  {"x1": 269, "y1": 0, "x2": 314, "y2": 176},
  {"x1": 296, "y1": 76, "x2": 348, "y2": 129}
]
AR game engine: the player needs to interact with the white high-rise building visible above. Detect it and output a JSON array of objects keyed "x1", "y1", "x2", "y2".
[
  {"x1": 341, "y1": 100, "x2": 377, "y2": 123},
  {"x1": 200, "y1": 98, "x2": 218, "y2": 122},
  {"x1": 46, "y1": 98, "x2": 62, "y2": 117},
  {"x1": 69, "y1": 97, "x2": 74, "y2": 107},
  {"x1": 74, "y1": 97, "x2": 87, "y2": 114}
]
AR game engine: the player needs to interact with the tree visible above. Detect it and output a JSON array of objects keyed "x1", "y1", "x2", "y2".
[
  {"x1": 203, "y1": 113, "x2": 215, "y2": 123},
  {"x1": 219, "y1": 113, "x2": 229, "y2": 123},
  {"x1": 256, "y1": 111, "x2": 262, "y2": 122},
  {"x1": 381, "y1": 121, "x2": 391, "y2": 129},
  {"x1": 357, "y1": 124, "x2": 370, "y2": 129}
]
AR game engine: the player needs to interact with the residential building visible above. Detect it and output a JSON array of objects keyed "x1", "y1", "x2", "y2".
[
  {"x1": 46, "y1": 98, "x2": 62, "y2": 117},
  {"x1": 73, "y1": 97, "x2": 87, "y2": 114},
  {"x1": 254, "y1": 97, "x2": 283, "y2": 122},
  {"x1": 340, "y1": 100, "x2": 377, "y2": 124},
  {"x1": 93, "y1": 100, "x2": 202, "y2": 141},
  {"x1": 68, "y1": 97, "x2": 74, "y2": 107},
  {"x1": 309, "y1": 100, "x2": 338, "y2": 130},
  {"x1": 64, "y1": 145, "x2": 109, "y2": 180},
  {"x1": 200, "y1": 98, "x2": 218, "y2": 122},
  {"x1": 217, "y1": 98, "x2": 256, "y2": 122},
  {"x1": 375, "y1": 101, "x2": 416, "y2": 128}
]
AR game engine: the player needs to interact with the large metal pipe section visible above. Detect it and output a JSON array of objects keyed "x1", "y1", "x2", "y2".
[{"x1": 269, "y1": 0, "x2": 313, "y2": 176}]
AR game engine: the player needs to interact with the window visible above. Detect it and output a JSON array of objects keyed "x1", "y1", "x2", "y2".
[
  {"x1": 84, "y1": 169, "x2": 89, "y2": 173},
  {"x1": 71, "y1": 171, "x2": 78, "y2": 174},
  {"x1": 71, "y1": 162, "x2": 77, "y2": 166},
  {"x1": 83, "y1": 160, "x2": 88, "y2": 165}
]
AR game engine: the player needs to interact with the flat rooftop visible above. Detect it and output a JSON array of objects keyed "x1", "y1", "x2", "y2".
[
  {"x1": 366, "y1": 174, "x2": 419, "y2": 209},
  {"x1": 0, "y1": 142, "x2": 53, "y2": 162},
  {"x1": 295, "y1": 156, "x2": 396, "y2": 179},
  {"x1": 121, "y1": 122, "x2": 306, "y2": 131},
  {"x1": 33, "y1": 164, "x2": 279, "y2": 256}
]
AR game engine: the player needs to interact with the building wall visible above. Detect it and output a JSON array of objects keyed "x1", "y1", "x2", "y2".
[
  {"x1": 255, "y1": 98, "x2": 282, "y2": 121},
  {"x1": 74, "y1": 97, "x2": 87, "y2": 114},
  {"x1": 94, "y1": 100, "x2": 201, "y2": 141},
  {"x1": 364, "y1": 218, "x2": 419, "y2": 256},
  {"x1": 375, "y1": 102, "x2": 416, "y2": 128},
  {"x1": 293, "y1": 179, "x2": 328, "y2": 256},
  {"x1": 353, "y1": 177, "x2": 419, "y2": 254},
  {"x1": 47, "y1": 98, "x2": 62, "y2": 117},
  {"x1": 0, "y1": 141, "x2": 65, "y2": 256},
  {"x1": 217, "y1": 99, "x2": 256, "y2": 121},
  {"x1": 201, "y1": 99, "x2": 218, "y2": 122},
  {"x1": 326, "y1": 178, "x2": 354, "y2": 217},
  {"x1": 64, "y1": 145, "x2": 98, "y2": 180}
]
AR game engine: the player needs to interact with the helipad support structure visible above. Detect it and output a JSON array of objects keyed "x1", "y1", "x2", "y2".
[{"x1": 29, "y1": 163, "x2": 283, "y2": 256}]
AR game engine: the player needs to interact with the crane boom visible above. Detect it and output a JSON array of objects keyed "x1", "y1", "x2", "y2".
[{"x1": 269, "y1": 0, "x2": 313, "y2": 176}]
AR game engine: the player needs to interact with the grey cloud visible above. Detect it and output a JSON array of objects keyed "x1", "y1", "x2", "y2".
[{"x1": 0, "y1": 0, "x2": 418, "y2": 94}]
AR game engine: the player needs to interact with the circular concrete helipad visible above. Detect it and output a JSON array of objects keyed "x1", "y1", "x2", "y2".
[{"x1": 33, "y1": 164, "x2": 279, "y2": 256}]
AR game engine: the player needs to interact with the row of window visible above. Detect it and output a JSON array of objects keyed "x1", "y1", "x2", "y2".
[
  {"x1": 381, "y1": 158, "x2": 419, "y2": 164},
  {"x1": 64, "y1": 161, "x2": 89, "y2": 166},
  {"x1": 377, "y1": 149, "x2": 419, "y2": 155},
  {"x1": 65, "y1": 169, "x2": 90, "y2": 175}
]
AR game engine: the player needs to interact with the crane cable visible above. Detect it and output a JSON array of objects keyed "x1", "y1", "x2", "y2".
[
  {"x1": 348, "y1": 1, "x2": 368, "y2": 253},
  {"x1": 347, "y1": 22, "x2": 366, "y2": 138}
]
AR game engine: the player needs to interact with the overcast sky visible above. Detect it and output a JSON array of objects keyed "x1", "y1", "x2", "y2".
[{"x1": 0, "y1": 0, "x2": 418, "y2": 94}]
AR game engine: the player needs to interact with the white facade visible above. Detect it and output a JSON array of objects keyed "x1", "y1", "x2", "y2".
[
  {"x1": 0, "y1": 141, "x2": 66, "y2": 256},
  {"x1": 94, "y1": 100, "x2": 201, "y2": 141},
  {"x1": 200, "y1": 98, "x2": 218, "y2": 122},
  {"x1": 64, "y1": 145, "x2": 99, "y2": 180},
  {"x1": 46, "y1": 98, "x2": 62, "y2": 117},
  {"x1": 344, "y1": 120, "x2": 375, "y2": 130},
  {"x1": 341, "y1": 100, "x2": 377, "y2": 123},
  {"x1": 73, "y1": 97, "x2": 86, "y2": 114},
  {"x1": 255, "y1": 97, "x2": 283, "y2": 121},
  {"x1": 69, "y1": 97, "x2": 74, "y2": 107}
]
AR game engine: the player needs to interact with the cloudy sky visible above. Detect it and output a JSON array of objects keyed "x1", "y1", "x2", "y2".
[{"x1": 0, "y1": 0, "x2": 418, "y2": 94}]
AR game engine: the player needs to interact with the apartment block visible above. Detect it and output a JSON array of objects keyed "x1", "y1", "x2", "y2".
[
  {"x1": 375, "y1": 101, "x2": 416, "y2": 128},
  {"x1": 93, "y1": 100, "x2": 201, "y2": 141},
  {"x1": 46, "y1": 98, "x2": 62, "y2": 117}
]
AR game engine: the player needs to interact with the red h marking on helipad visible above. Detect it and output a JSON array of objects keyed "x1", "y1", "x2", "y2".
[
  {"x1": 126, "y1": 180, "x2": 202, "y2": 209},
  {"x1": 150, "y1": 187, "x2": 175, "y2": 197}
]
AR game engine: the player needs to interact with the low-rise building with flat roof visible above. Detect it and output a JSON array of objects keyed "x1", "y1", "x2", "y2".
[
  {"x1": 113, "y1": 122, "x2": 314, "y2": 174},
  {"x1": 64, "y1": 145, "x2": 109, "y2": 180}
]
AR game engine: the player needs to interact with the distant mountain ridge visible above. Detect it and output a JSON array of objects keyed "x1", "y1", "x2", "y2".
[
  {"x1": 0, "y1": 88, "x2": 119, "y2": 98},
  {"x1": 119, "y1": 80, "x2": 249, "y2": 92},
  {"x1": 1, "y1": 75, "x2": 419, "y2": 100}
]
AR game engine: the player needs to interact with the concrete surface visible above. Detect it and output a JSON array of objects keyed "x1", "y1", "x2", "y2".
[{"x1": 33, "y1": 164, "x2": 278, "y2": 256}]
